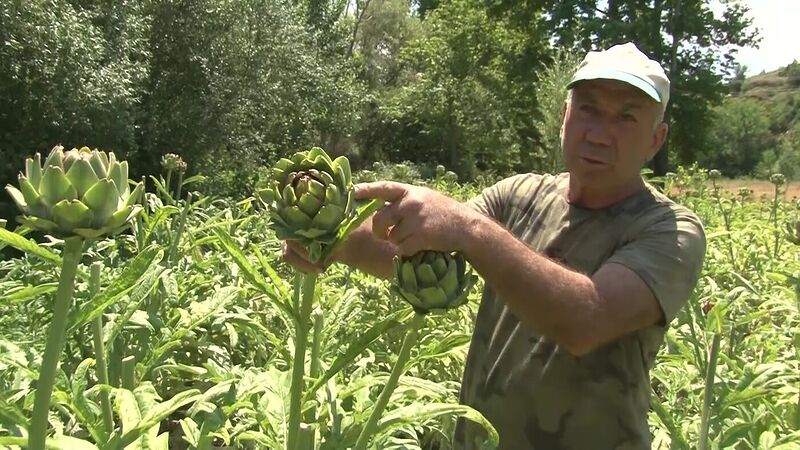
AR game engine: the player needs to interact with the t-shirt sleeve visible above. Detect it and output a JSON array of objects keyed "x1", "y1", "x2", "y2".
[
  {"x1": 466, "y1": 173, "x2": 537, "y2": 222},
  {"x1": 605, "y1": 209, "x2": 707, "y2": 325}
]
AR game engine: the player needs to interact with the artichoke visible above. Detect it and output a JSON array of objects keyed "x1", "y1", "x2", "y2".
[
  {"x1": 5, "y1": 145, "x2": 144, "y2": 239},
  {"x1": 161, "y1": 153, "x2": 187, "y2": 173},
  {"x1": 257, "y1": 147, "x2": 355, "y2": 262},
  {"x1": 391, "y1": 250, "x2": 477, "y2": 314}
]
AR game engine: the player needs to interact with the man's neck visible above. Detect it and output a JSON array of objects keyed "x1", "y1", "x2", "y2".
[{"x1": 565, "y1": 174, "x2": 646, "y2": 209}]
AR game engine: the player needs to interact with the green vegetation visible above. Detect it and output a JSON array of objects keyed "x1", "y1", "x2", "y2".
[
  {"x1": 0, "y1": 158, "x2": 798, "y2": 448},
  {"x1": 1, "y1": 0, "x2": 799, "y2": 447}
]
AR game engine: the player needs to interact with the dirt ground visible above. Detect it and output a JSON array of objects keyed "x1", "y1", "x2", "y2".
[{"x1": 714, "y1": 179, "x2": 800, "y2": 201}]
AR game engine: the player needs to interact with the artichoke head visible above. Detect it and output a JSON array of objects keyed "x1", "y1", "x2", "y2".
[
  {"x1": 391, "y1": 250, "x2": 477, "y2": 314},
  {"x1": 5, "y1": 145, "x2": 144, "y2": 239},
  {"x1": 161, "y1": 153, "x2": 187, "y2": 173},
  {"x1": 257, "y1": 147, "x2": 354, "y2": 262}
]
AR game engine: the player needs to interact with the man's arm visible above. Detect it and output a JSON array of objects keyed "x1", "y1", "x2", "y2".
[{"x1": 461, "y1": 212, "x2": 665, "y2": 356}]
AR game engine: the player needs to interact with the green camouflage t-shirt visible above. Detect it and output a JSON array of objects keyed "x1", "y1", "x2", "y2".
[{"x1": 454, "y1": 172, "x2": 706, "y2": 450}]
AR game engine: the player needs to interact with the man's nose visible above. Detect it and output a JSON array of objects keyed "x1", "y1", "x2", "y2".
[{"x1": 584, "y1": 117, "x2": 614, "y2": 147}]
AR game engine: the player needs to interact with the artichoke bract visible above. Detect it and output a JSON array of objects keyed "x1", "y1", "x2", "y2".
[
  {"x1": 257, "y1": 147, "x2": 354, "y2": 262},
  {"x1": 5, "y1": 145, "x2": 144, "y2": 239},
  {"x1": 391, "y1": 250, "x2": 477, "y2": 314}
]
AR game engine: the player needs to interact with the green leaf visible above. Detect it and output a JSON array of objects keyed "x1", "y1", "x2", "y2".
[
  {"x1": 180, "y1": 418, "x2": 201, "y2": 447},
  {"x1": 115, "y1": 390, "x2": 202, "y2": 448},
  {"x1": 212, "y1": 227, "x2": 296, "y2": 322},
  {"x1": 0, "y1": 228, "x2": 62, "y2": 263},
  {"x1": 0, "y1": 436, "x2": 100, "y2": 450},
  {"x1": 0, "y1": 282, "x2": 58, "y2": 305},
  {"x1": 68, "y1": 246, "x2": 164, "y2": 334},
  {"x1": 70, "y1": 358, "x2": 104, "y2": 443},
  {"x1": 115, "y1": 388, "x2": 142, "y2": 439},
  {"x1": 375, "y1": 403, "x2": 498, "y2": 449},
  {"x1": 303, "y1": 310, "x2": 408, "y2": 403},
  {"x1": 320, "y1": 198, "x2": 385, "y2": 263},
  {"x1": 0, "y1": 397, "x2": 29, "y2": 429},
  {"x1": 759, "y1": 431, "x2": 776, "y2": 449}
]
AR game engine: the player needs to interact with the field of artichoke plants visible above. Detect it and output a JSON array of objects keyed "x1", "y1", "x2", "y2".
[{"x1": 0, "y1": 146, "x2": 798, "y2": 450}]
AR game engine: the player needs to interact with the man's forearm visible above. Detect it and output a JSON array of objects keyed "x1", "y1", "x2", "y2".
[{"x1": 462, "y1": 213, "x2": 602, "y2": 354}]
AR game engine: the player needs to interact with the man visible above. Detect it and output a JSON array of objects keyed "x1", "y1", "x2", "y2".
[{"x1": 284, "y1": 42, "x2": 706, "y2": 449}]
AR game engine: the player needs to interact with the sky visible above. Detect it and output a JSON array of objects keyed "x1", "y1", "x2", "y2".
[{"x1": 725, "y1": 0, "x2": 800, "y2": 76}]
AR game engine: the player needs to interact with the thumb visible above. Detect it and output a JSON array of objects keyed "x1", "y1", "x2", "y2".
[{"x1": 354, "y1": 181, "x2": 408, "y2": 202}]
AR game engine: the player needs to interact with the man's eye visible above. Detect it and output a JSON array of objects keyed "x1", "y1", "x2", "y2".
[{"x1": 621, "y1": 113, "x2": 637, "y2": 122}]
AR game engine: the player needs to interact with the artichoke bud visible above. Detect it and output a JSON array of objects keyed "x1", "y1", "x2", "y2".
[
  {"x1": 4, "y1": 145, "x2": 143, "y2": 239},
  {"x1": 160, "y1": 153, "x2": 185, "y2": 172},
  {"x1": 391, "y1": 250, "x2": 477, "y2": 314},
  {"x1": 257, "y1": 147, "x2": 356, "y2": 263}
]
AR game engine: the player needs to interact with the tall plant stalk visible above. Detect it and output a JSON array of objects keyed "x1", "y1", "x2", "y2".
[
  {"x1": 354, "y1": 312, "x2": 426, "y2": 450},
  {"x1": 29, "y1": 236, "x2": 84, "y2": 450},
  {"x1": 699, "y1": 332, "x2": 721, "y2": 450},
  {"x1": 286, "y1": 272, "x2": 318, "y2": 450},
  {"x1": 89, "y1": 263, "x2": 114, "y2": 440}
]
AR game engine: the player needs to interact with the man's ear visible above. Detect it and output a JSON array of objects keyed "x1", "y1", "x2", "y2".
[{"x1": 647, "y1": 121, "x2": 668, "y2": 161}]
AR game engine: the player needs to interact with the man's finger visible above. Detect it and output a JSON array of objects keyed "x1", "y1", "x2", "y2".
[
  {"x1": 282, "y1": 241, "x2": 323, "y2": 273},
  {"x1": 386, "y1": 215, "x2": 415, "y2": 245},
  {"x1": 354, "y1": 181, "x2": 408, "y2": 202},
  {"x1": 371, "y1": 202, "x2": 403, "y2": 240}
]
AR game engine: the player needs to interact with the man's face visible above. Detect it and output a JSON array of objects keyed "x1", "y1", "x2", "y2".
[{"x1": 560, "y1": 79, "x2": 667, "y2": 190}]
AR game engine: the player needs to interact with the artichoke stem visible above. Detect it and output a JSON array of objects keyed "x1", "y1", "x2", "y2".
[
  {"x1": 287, "y1": 272, "x2": 318, "y2": 450},
  {"x1": 176, "y1": 171, "x2": 185, "y2": 203},
  {"x1": 164, "y1": 169, "x2": 173, "y2": 202},
  {"x1": 168, "y1": 192, "x2": 192, "y2": 264},
  {"x1": 89, "y1": 263, "x2": 114, "y2": 441},
  {"x1": 354, "y1": 312, "x2": 426, "y2": 450},
  {"x1": 699, "y1": 332, "x2": 721, "y2": 450},
  {"x1": 122, "y1": 355, "x2": 136, "y2": 390},
  {"x1": 29, "y1": 236, "x2": 84, "y2": 450},
  {"x1": 304, "y1": 306, "x2": 324, "y2": 424}
]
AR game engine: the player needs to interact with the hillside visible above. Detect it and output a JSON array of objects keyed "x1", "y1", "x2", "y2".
[{"x1": 737, "y1": 62, "x2": 800, "y2": 134}]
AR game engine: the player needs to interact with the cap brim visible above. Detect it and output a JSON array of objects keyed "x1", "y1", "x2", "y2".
[{"x1": 566, "y1": 69, "x2": 661, "y2": 103}]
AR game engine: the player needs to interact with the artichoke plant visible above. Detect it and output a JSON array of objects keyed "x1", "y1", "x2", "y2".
[
  {"x1": 355, "y1": 250, "x2": 477, "y2": 450},
  {"x1": 257, "y1": 146, "x2": 355, "y2": 263},
  {"x1": 4, "y1": 145, "x2": 144, "y2": 450},
  {"x1": 256, "y1": 147, "x2": 383, "y2": 450},
  {"x1": 5, "y1": 145, "x2": 144, "y2": 239},
  {"x1": 391, "y1": 250, "x2": 477, "y2": 314}
]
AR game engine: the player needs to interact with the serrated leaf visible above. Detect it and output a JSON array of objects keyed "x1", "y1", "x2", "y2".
[
  {"x1": 68, "y1": 246, "x2": 164, "y2": 334},
  {"x1": 212, "y1": 227, "x2": 295, "y2": 322},
  {"x1": 0, "y1": 282, "x2": 58, "y2": 305},
  {"x1": 180, "y1": 418, "x2": 200, "y2": 447},
  {"x1": 376, "y1": 403, "x2": 498, "y2": 449},
  {"x1": 303, "y1": 310, "x2": 407, "y2": 403},
  {"x1": 0, "y1": 227, "x2": 61, "y2": 263},
  {"x1": 116, "y1": 390, "x2": 202, "y2": 448}
]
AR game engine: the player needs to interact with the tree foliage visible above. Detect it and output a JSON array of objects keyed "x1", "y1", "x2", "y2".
[{"x1": 0, "y1": 0, "x2": 774, "y2": 209}]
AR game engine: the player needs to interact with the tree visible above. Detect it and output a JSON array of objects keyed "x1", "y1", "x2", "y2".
[
  {"x1": 0, "y1": 0, "x2": 148, "y2": 196},
  {"x1": 701, "y1": 98, "x2": 774, "y2": 177},
  {"x1": 481, "y1": 0, "x2": 761, "y2": 175},
  {"x1": 367, "y1": 0, "x2": 549, "y2": 178},
  {"x1": 138, "y1": 0, "x2": 364, "y2": 192}
]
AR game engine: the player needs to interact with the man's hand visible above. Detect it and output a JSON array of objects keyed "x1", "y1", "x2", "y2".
[
  {"x1": 355, "y1": 181, "x2": 480, "y2": 256},
  {"x1": 281, "y1": 240, "x2": 328, "y2": 274}
]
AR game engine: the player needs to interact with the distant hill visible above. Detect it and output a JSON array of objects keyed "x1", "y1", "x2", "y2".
[
  {"x1": 734, "y1": 62, "x2": 800, "y2": 135},
  {"x1": 740, "y1": 62, "x2": 800, "y2": 102}
]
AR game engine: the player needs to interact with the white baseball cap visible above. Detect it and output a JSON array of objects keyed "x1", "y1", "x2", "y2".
[{"x1": 566, "y1": 42, "x2": 670, "y2": 112}]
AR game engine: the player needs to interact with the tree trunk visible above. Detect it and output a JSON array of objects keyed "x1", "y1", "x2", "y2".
[{"x1": 652, "y1": 0, "x2": 678, "y2": 176}]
